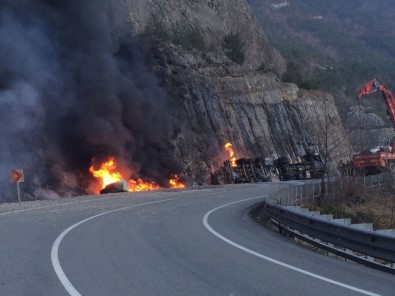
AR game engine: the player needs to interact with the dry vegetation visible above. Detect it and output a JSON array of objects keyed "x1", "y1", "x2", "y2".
[{"x1": 311, "y1": 174, "x2": 395, "y2": 230}]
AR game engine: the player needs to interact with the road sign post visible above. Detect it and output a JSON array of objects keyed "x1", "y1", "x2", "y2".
[
  {"x1": 10, "y1": 169, "x2": 24, "y2": 204},
  {"x1": 16, "y1": 181, "x2": 21, "y2": 204}
]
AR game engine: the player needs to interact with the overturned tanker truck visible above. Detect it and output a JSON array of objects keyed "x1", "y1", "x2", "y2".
[
  {"x1": 211, "y1": 157, "x2": 276, "y2": 185},
  {"x1": 275, "y1": 153, "x2": 324, "y2": 181},
  {"x1": 211, "y1": 143, "x2": 324, "y2": 185}
]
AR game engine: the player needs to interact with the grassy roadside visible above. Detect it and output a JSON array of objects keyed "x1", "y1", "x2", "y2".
[{"x1": 309, "y1": 177, "x2": 395, "y2": 230}]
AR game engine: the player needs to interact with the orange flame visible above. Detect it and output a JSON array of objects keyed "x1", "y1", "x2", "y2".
[
  {"x1": 89, "y1": 157, "x2": 122, "y2": 189},
  {"x1": 224, "y1": 142, "x2": 237, "y2": 167},
  {"x1": 128, "y1": 178, "x2": 160, "y2": 191},
  {"x1": 169, "y1": 174, "x2": 186, "y2": 189},
  {"x1": 89, "y1": 157, "x2": 185, "y2": 194}
]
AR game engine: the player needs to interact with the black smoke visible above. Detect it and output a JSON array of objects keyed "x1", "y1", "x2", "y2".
[{"x1": 0, "y1": 0, "x2": 181, "y2": 200}]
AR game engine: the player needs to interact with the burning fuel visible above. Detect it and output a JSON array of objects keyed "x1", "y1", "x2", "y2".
[
  {"x1": 169, "y1": 175, "x2": 186, "y2": 189},
  {"x1": 89, "y1": 157, "x2": 185, "y2": 194},
  {"x1": 89, "y1": 158, "x2": 122, "y2": 190},
  {"x1": 224, "y1": 143, "x2": 237, "y2": 167},
  {"x1": 128, "y1": 179, "x2": 160, "y2": 192}
]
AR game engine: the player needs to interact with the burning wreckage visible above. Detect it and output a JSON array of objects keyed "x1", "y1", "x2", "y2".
[
  {"x1": 211, "y1": 143, "x2": 324, "y2": 184},
  {"x1": 90, "y1": 157, "x2": 185, "y2": 194},
  {"x1": 92, "y1": 143, "x2": 324, "y2": 194},
  {"x1": 95, "y1": 142, "x2": 324, "y2": 194}
]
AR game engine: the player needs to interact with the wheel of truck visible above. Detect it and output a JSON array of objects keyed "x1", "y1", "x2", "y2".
[
  {"x1": 389, "y1": 161, "x2": 395, "y2": 172},
  {"x1": 276, "y1": 157, "x2": 289, "y2": 166},
  {"x1": 285, "y1": 173, "x2": 295, "y2": 181},
  {"x1": 254, "y1": 157, "x2": 263, "y2": 165},
  {"x1": 315, "y1": 170, "x2": 324, "y2": 179},
  {"x1": 236, "y1": 158, "x2": 247, "y2": 166}
]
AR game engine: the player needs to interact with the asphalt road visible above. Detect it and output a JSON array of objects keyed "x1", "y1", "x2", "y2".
[{"x1": 0, "y1": 183, "x2": 393, "y2": 296}]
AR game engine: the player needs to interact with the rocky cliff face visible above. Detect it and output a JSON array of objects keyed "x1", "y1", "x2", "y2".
[
  {"x1": 126, "y1": 0, "x2": 285, "y2": 74},
  {"x1": 122, "y1": 0, "x2": 351, "y2": 182}
]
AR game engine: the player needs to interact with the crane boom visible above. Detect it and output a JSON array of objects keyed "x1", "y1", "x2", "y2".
[
  {"x1": 341, "y1": 79, "x2": 395, "y2": 176},
  {"x1": 357, "y1": 79, "x2": 395, "y2": 123}
]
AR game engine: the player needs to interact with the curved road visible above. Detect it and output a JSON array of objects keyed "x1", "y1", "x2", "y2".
[{"x1": 0, "y1": 183, "x2": 393, "y2": 296}]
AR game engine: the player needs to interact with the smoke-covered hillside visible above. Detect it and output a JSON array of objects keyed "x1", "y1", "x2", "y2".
[
  {"x1": 0, "y1": 0, "x2": 181, "y2": 200},
  {"x1": 0, "y1": 0, "x2": 353, "y2": 201}
]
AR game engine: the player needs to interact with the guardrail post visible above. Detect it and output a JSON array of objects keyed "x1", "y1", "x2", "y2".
[
  {"x1": 326, "y1": 181, "x2": 328, "y2": 196},
  {"x1": 378, "y1": 174, "x2": 381, "y2": 190},
  {"x1": 313, "y1": 183, "x2": 315, "y2": 203},
  {"x1": 318, "y1": 183, "x2": 321, "y2": 199},
  {"x1": 332, "y1": 183, "x2": 336, "y2": 200}
]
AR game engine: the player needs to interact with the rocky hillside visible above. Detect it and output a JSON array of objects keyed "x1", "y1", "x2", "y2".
[
  {"x1": 248, "y1": 0, "x2": 395, "y2": 94},
  {"x1": 0, "y1": 0, "x2": 352, "y2": 201},
  {"x1": 124, "y1": 0, "x2": 351, "y2": 182},
  {"x1": 126, "y1": 0, "x2": 285, "y2": 73},
  {"x1": 247, "y1": 0, "x2": 395, "y2": 150}
]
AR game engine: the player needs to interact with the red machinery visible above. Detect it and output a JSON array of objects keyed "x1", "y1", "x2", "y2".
[
  {"x1": 350, "y1": 79, "x2": 395, "y2": 174},
  {"x1": 352, "y1": 136, "x2": 395, "y2": 174},
  {"x1": 357, "y1": 78, "x2": 395, "y2": 123}
]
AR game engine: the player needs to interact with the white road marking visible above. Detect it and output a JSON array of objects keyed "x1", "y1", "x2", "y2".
[
  {"x1": 202, "y1": 196, "x2": 382, "y2": 296},
  {"x1": 0, "y1": 186, "x2": 263, "y2": 217},
  {"x1": 51, "y1": 198, "x2": 177, "y2": 296},
  {"x1": 0, "y1": 196, "x2": 120, "y2": 217}
]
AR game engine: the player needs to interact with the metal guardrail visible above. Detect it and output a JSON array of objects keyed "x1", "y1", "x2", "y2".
[
  {"x1": 264, "y1": 202, "x2": 395, "y2": 263},
  {"x1": 252, "y1": 175, "x2": 395, "y2": 273}
]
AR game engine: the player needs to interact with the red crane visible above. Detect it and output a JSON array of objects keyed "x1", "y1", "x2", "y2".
[
  {"x1": 346, "y1": 79, "x2": 395, "y2": 174},
  {"x1": 357, "y1": 78, "x2": 395, "y2": 124}
]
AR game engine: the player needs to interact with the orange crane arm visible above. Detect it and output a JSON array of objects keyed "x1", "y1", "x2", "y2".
[
  {"x1": 357, "y1": 79, "x2": 378, "y2": 98},
  {"x1": 357, "y1": 79, "x2": 395, "y2": 123}
]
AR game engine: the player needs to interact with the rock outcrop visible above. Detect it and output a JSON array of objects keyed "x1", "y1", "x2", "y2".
[
  {"x1": 126, "y1": 0, "x2": 285, "y2": 74},
  {"x1": 344, "y1": 105, "x2": 394, "y2": 152},
  {"x1": 120, "y1": 0, "x2": 351, "y2": 182}
]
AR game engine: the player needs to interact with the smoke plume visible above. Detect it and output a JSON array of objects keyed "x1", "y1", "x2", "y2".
[{"x1": 0, "y1": 0, "x2": 181, "y2": 201}]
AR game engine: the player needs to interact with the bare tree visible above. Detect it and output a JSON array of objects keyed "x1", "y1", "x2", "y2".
[{"x1": 310, "y1": 99, "x2": 353, "y2": 203}]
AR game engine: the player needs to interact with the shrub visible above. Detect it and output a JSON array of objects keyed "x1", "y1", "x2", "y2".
[
  {"x1": 222, "y1": 33, "x2": 245, "y2": 64},
  {"x1": 144, "y1": 18, "x2": 170, "y2": 41},
  {"x1": 281, "y1": 62, "x2": 319, "y2": 90},
  {"x1": 175, "y1": 27, "x2": 206, "y2": 51},
  {"x1": 257, "y1": 62, "x2": 270, "y2": 73},
  {"x1": 300, "y1": 80, "x2": 319, "y2": 90},
  {"x1": 281, "y1": 62, "x2": 303, "y2": 85},
  {"x1": 320, "y1": 202, "x2": 348, "y2": 218}
]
